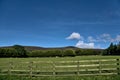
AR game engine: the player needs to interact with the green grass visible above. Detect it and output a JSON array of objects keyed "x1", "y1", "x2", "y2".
[
  {"x1": 0, "y1": 56, "x2": 119, "y2": 70},
  {"x1": 0, "y1": 56, "x2": 120, "y2": 71},
  {"x1": 0, "y1": 75, "x2": 120, "y2": 80},
  {"x1": 0, "y1": 56, "x2": 120, "y2": 62},
  {"x1": 0, "y1": 56, "x2": 120, "y2": 80}
]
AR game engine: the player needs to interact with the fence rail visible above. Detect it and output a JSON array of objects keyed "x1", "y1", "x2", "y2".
[{"x1": 0, "y1": 59, "x2": 120, "y2": 77}]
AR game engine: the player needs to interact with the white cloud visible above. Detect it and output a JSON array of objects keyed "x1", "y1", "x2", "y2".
[
  {"x1": 66, "y1": 32, "x2": 120, "y2": 49},
  {"x1": 75, "y1": 41, "x2": 94, "y2": 48},
  {"x1": 115, "y1": 35, "x2": 120, "y2": 41},
  {"x1": 101, "y1": 34, "x2": 111, "y2": 38},
  {"x1": 66, "y1": 32, "x2": 83, "y2": 40},
  {"x1": 98, "y1": 33, "x2": 112, "y2": 42},
  {"x1": 89, "y1": 33, "x2": 116, "y2": 43},
  {"x1": 88, "y1": 36, "x2": 96, "y2": 42},
  {"x1": 97, "y1": 34, "x2": 120, "y2": 42},
  {"x1": 88, "y1": 34, "x2": 113, "y2": 43}
]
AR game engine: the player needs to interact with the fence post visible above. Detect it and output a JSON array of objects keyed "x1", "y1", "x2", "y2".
[
  {"x1": 8, "y1": 62, "x2": 13, "y2": 80},
  {"x1": 8, "y1": 62, "x2": 13, "y2": 75},
  {"x1": 99, "y1": 60, "x2": 102, "y2": 74},
  {"x1": 77, "y1": 61, "x2": 79, "y2": 75},
  {"x1": 116, "y1": 59, "x2": 120, "y2": 75},
  {"x1": 52, "y1": 61, "x2": 56, "y2": 76},
  {"x1": 29, "y1": 61, "x2": 33, "y2": 79}
]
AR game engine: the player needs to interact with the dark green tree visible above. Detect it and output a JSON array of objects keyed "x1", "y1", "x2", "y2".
[
  {"x1": 116, "y1": 42, "x2": 120, "y2": 55},
  {"x1": 75, "y1": 49, "x2": 82, "y2": 56},
  {"x1": 13, "y1": 45, "x2": 27, "y2": 57},
  {"x1": 29, "y1": 50, "x2": 45, "y2": 57},
  {"x1": 107, "y1": 43, "x2": 114, "y2": 55},
  {"x1": 63, "y1": 49, "x2": 76, "y2": 57},
  {"x1": 0, "y1": 48, "x2": 17, "y2": 57},
  {"x1": 105, "y1": 42, "x2": 120, "y2": 55},
  {"x1": 0, "y1": 48, "x2": 4, "y2": 57}
]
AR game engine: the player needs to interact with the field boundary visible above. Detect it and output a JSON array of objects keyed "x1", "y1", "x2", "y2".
[{"x1": 0, "y1": 58, "x2": 120, "y2": 77}]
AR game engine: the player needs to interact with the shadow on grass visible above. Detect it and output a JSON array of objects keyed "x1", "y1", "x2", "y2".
[{"x1": 0, "y1": 75, "x2": 120, "y2": 80}]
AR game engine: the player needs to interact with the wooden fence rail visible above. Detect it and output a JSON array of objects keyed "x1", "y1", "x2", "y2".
[{"x1": 0, "y1": 59, "x2": 120, "y2": 77}]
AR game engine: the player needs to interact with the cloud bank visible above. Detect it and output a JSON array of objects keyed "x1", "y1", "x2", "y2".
[
  {"x1": 75, "y1": 41, "x2": 94, "y2": 48},
  {"x1": 88, "y1": 36, "x2": 96, "y2": 42},
  {"x1": 88, "y1": 34, "x2": 120, "y2": 42},
  {"x1": 66, "y1": 32, "x2": 94, "y2": 48},
  {"x1": 66, "y1": 32, "x2": 120, "y2": 49},
  {"x1": 115, "y1": 35, "x2": 120, "y2": 42}
]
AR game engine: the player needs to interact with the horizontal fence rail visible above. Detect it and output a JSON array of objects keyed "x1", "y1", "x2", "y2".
[{"x1": 0, "y1": 59, "x2": 120, "y2": 77}]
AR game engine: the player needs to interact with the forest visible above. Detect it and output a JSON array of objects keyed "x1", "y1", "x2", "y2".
[{"x1": 0, "y1": 42, "x2": 120, "y2": 57}]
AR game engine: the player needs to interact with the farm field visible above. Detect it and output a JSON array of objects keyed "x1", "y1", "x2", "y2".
[
  {"x1": 0, "y1": 56, "x2": 120, "y2": 80},
  {"x1": 0, "y1": 56, "x2": 120, "y2": 62},
  {"x1": 0, "y1": 75, "x2": 120, "y2": 80}
]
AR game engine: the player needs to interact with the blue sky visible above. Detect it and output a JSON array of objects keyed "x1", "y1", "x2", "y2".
[{"x1": 0, "y1": 0, "x2": 120, "y2": 48}]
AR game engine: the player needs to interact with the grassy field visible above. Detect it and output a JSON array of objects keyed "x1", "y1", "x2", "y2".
[
  {"x1": 0, "y1": 56, "x2": 120, "y2": 62},
  {"x1": 0, "y1": 75, "x2": 120, "y2": 80},
  {"x1": 0, "y1": 56, "x2": 120, "y2": 70},
  {"x1": 0, "y1": 56, "x2": 120, "y2": 80},
  {"x1": 0, "y1": 56, "x2": 120, "y2": 71}
]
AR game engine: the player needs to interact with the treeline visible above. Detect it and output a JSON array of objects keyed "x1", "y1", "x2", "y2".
[
  {"x1": 0, "y1": 45, "x2": 27, "y2": 57},
  {"x1": 0, "y1": 45, "x2": 102, "y2": 57},
  {"x1": 0, "y1": 43, "x2": 119, "y2": 57},
  {"x1": 28, "y1": 49, "x2": 76, "y2": 57},
  {"x1": 28, "y1": 49, "x2": 102, "y2": 57},
  {"x1": 103, "y1": 42, "x2": 120, "y2": 55}
]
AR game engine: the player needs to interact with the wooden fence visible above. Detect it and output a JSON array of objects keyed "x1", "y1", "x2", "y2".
[{"x1": 0, "y1": 59, "x2": 120, "y2": 77}]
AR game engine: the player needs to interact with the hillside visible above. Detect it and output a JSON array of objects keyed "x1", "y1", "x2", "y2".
[{"x1": 0, "y1": 46, "x2": 104, "y2": 51}]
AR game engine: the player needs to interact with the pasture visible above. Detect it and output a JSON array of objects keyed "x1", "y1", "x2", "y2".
[{"x1": 0, "y1": 56, "x2": 120, "y2": 80}]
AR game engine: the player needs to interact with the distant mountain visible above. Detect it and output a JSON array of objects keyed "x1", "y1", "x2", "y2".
[
  {"x1": 0, "y1": 45, "x2": 104, "y2": 51},
  {"x1": 64, "y1": 46, "x2": 77, "y2": 48},
  {"x1": 24, "y1": 46, "x2": 78, "y2": 51},
  {"x1": 24, "y1": 46, "x2": 45, "y2": 51},
  {"x1": 0, "y1": 46, "x2": 44, "y2": 51}
]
